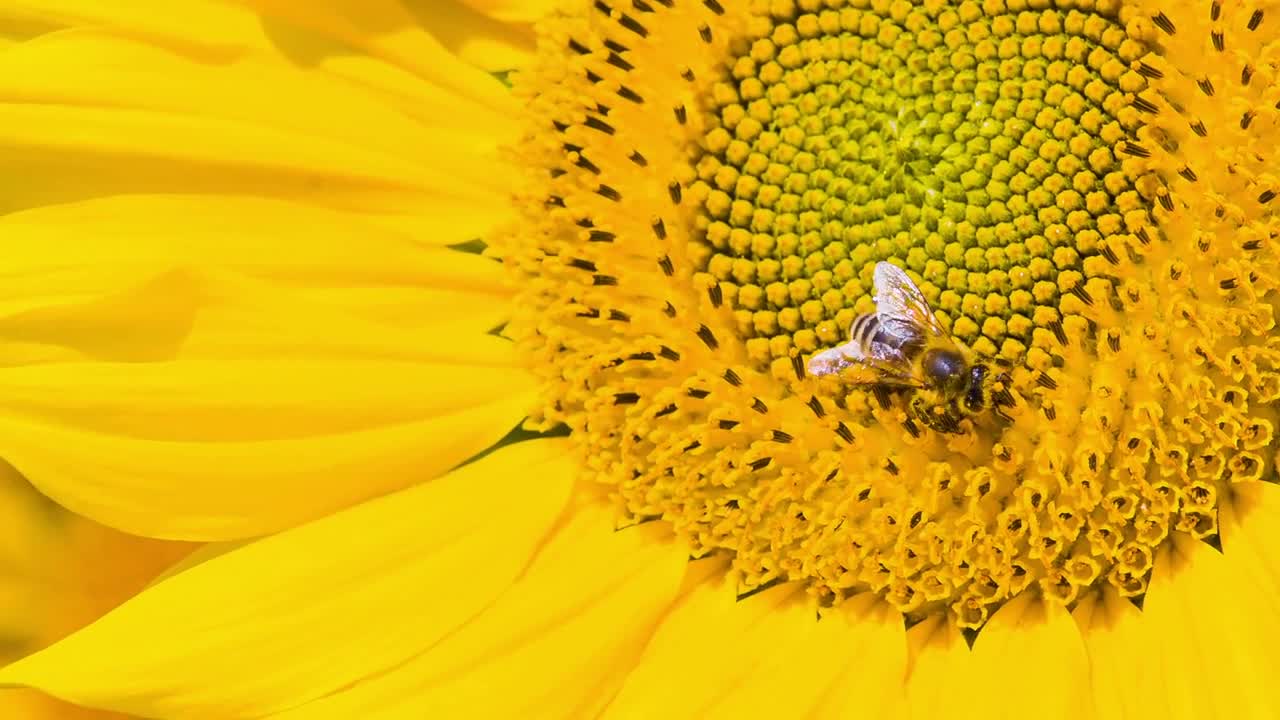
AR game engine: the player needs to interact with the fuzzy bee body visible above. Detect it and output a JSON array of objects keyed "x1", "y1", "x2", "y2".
[{"x1": 807, "y1": 262, "x2": 1015, "y2": 434}]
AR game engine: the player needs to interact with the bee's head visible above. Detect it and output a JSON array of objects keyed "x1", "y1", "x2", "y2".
[{"x1": 922, "y1": 348, "x2": 968, "y2": 391}]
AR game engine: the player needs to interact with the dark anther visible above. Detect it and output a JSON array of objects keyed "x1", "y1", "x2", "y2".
[
  {"x1": 789, "y1": 354, "x2": 805, "y2": 381},
  {"x1": 703, "y1": 0, "x2": 725, "y2": 14},
  {"x1": 722, "y1": 368, "x2": 742, "y2": 386},
  {"x1": 653, "y1": 0, "x2": 673, "y2": 6},
  {"x1": 872, "y1": 385, "x2": 893, "y2": 409},
  {"x1": 696, "y1": 324, "x2": 718, "y2": 349},
  {"x1": 687, "y1": 388, "x2": 710, "y2": 398},
  {"x1": 1244, "y1": 239, "x2": 1263, "y2": 251},
  {"x1": 658, "y1": 255, "x2": 674, "y2": 275},
  {"x1": 546, "y1": 195, "x2": 566, "y2": 208},
  {"x1": 1190, "y1": 119, "x2": 1208, "y2": 136},
  {"x1": 835, "y1": 422, "x2": 855, "y2": 443},
  {"x1": 592, "y1": 274, "x2": 618, "y2": 286},
  {"x1": 629, "y1": 150, "x2": 648, "y2": 166},
  {"x1": 680, "y1": 67, "x2": 695, "y2": 81},
  {"x1": 751, "y1": 398, "x2": 768, "y2": 414},
  {"x1": 1157, "y1": 192, "x2": 1174, "y2": 211},
  {"x1": 857, "y1": 487, "x2": 871, "y2": 501},
  {"x1": 568, "y1": 38, "x2": 591, "y2": 55},
  {"x1": 1121, "y1": 142, "x2": 1151, "y2": 157},
  {"x1": 592, "y1": 1, "x2": 611, "y2": 15},
  {"x1": 659, "y1": 345, "x2": 680, "y2": 361},
  {"x1": 1211, "y1": 1, "x2": 1221, "y2": 20},
  {"x1": 683, "y1": 441, "x2": 700, "y2": 452},
  {"x1": 608, "y1": 309, "x2": 630, "y2": 322},
  {"x1": 1137, "y1": 62, "x2": 1163, "y2": 78},
  {"x1": 663, "y1": 302, "x2": 677, "y2": 317},
  {"x1": 806, "y1": 396, "x2": 825, "y2": 418},
  {"x1": 584, "y1": 116, "x2": 616, "y2": 134},
  {"x1": 1260, "y1": 190, "x2": 1277, "y2": 204},
  {"x1": 1048, "y1": 319, "x2": 1068, "y2": 345},
  {"x1": 1070, "y1": 283, "x2": 1095, "y2": 305},
  {"x1": 1152, "y1": 11, "x2": 1176, "y2": 34},
  {"x1": 902, "y1": 417, "x2": 921, "y2": 438},
  {"x1": 654, "y1": 403, "x2": 677, "y2": 418},
  {"x1": 674, "y1": 104, "x2": 687, "y2": 124},
  {"x1": 631, "y1": 0, "x2": 653, "y2": 12},
  {"x1": 823, "y1": 468, "x2": 838, "y2": 483},
  {"x1": 1197, "y1": 77, "x2": 1215, "y2": 96},
  {"x1": 617, "y1": 13, "x2": 649, "y2": 37},
  {"x1": 1242, "y1": 65, "x2": 1254, "y2": 86},
  {"x1": 910, "y1": 511, "x2": 922, "y2": 528},
  {"x1": 1211, "y1": 30, "x2": 1224, "y2": 51},
  {"x1": 749, "y1": 457, "x2": 772, "y2": 471},
  {"x1": 1088, "y1": 454, "x2": 1098, "y2": 471},
  {"x1": 1108, "y1": 332, "x2": 1121, "y2": 352},
  {"x1": 1131, "y1": 95, "x2": 1158, "y2": 113},
  {"x1": 698, "y1": 23, "x2": 712, "y2": 42},
  {"x1": 575, "y1": 155, "x2": 601, "y2": 175},
  {"x1": 708, "y1": 283, "x2": 722, "y2": 307},
  {"x1": 614, "y1": 392, "x2": 640, "y2": 405},
  {"x1": 1044, "y1": 405, "x2": 1057, "y2": 420},
  {"x1": 1220, "y1": 278, "x2": 1239, "y2": 290},
  {"x1": 549, "y1": 168, "x2": 566, "y2": 178},
  {"x1": 1100, "y1": 243, "x2": 1120, "y2": 264},
  {"x1": 585, "y1": 68, "x2": 603, "y2": 83},
  {"x1": 718, "y1": 419, "x2": 739, "y2": 429},
  {"x1": 1137, "y1": 227, "x2": 1153, "y2": 245},
  {"x1": 668, "y1": 181, "x2": 683, "y2": 204},
  {"x1": 617, "y1": 85, "x2": 644, "y2": 103},
  {"x1": 651, "y1": 217, "x2": 667, "y2": 239},
  {"x1": 885, "y1": 460, "x2": 900, "y2": 476},
  {"x1": 1036, "y1": 372, "x2": 1059, "y2": 390},
  {"x1": 1249, "y1": 9, "x2": 1263, "y2": 29},
  {"x1": 771, "y1": 430, "x2": 793, "y2": 443},
  {"x1": 1178, "y1": 166, "x2": 1198, "y2": 182},
  {"x1": 568, "y1": 258, "x2": 597, "y2": 271},
  {"x1": 628, "y1": 351, "x2": 655, "y2": 361},
  {"x1": 607, "y1": 52, "x2": 634, "y2": 71}
]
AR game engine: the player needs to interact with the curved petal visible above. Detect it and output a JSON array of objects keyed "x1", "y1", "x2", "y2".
[
  {"x1": 0, "y1": 23, "x2": 516, "y2": 239},
  {"x1": 0, "y1": 440, "x2": 577, "y2": 719},
  {"x1": 452, "y1": 0, "x2": 558, "y2": 24},
  {"x1": 1072, "y1": 588, "x2": 1154, "y2": 720},
  {"x1": 0, "y1": 195, "x2": 523, "y2": 540},
  {"x1": 968, "y1": 592, "x2": 1093, "y2": 720},
  {"x1": 602, "y1": 580, "x2": 908, "y2": 719},
  {"x1": 1142, "y1": 531, "x2": 1280, "y2": 720},
  {"x1": 265, "y1": 498, "x2": 690, "y2": 719},
  {"x1": 904, "y1": 615, "x2": 976, "y2": 720},
  {"x1": 411, "y1": 0, "x2": 536, "y2": 71}
]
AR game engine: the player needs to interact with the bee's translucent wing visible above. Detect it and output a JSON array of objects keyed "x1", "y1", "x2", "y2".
[
  {"x1": 873, "y1": 261, "x2": 950, "y2": 340},
  {"x1": 806, "y1": 338, "x2": 919, "y2": 387}
]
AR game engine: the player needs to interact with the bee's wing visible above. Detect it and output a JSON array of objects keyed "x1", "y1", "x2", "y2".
[
  {"x1": 873, "y1": 261, "x2": 950, "y2": 341},
  {"x1": 807, "y1": 338, "x2": 920, "y2": 387}
]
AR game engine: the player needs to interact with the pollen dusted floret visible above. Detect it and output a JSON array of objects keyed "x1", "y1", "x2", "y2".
[{"x1": 498, "y1": 0, "x2": 1280, "y2": 630}]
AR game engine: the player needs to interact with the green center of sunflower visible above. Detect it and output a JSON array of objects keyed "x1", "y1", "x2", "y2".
[
  {"x1": 689, "y1": 0, "x2": 1149, "y2": 373},
  {"x1": 499, "y1": 0, "x2": 1280, "y2": 631}
]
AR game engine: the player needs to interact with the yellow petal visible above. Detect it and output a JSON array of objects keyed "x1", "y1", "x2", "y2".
[
  {"x1": 267, "y1": 499, "x2": 690, "y2": 719},
  {"x1": 1072, "y1": 588, "x2": 1153, "y2": 720},
  {"x1": 0, "y1": 26, "x2": 516, "y2": 239},
  {"x1": 0, "y1": 196, "x2": 513, "y2": 364},
  {"x1": 452, "y1": 0, "x2": 558, "y2": 24},
  {"x1": 968, "y1": 592, "x2": 1093, "y2": 720},
  {"x1": 0, "y1": 440, "x2": 576, "y2": 719},
  {"x1": 3, "y1": 355, "x2": 533, "y2": 540},
  {"x1": 602, "y1": 578, "x2": 907, "y2": 720},
  {"x1": 1142, "y1": 531, "x2": 1280, "y2": 720},
  {"x1": 424, "y1": 0, "x2": 536, "y2": 71},
  {"x1": 904, "y1": 615, "x2": 975, "y2": 720}
]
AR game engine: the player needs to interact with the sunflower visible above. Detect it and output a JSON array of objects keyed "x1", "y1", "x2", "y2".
[{"x1": 1, "y1": 0, "x2": 1278, "y2": 717}]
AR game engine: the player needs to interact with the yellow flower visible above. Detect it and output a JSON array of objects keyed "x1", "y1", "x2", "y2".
[{"x1": 1, "y1": 0, "x2": 1279, "y2": 718}]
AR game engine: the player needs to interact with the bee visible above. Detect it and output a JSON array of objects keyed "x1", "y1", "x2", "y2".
[{"x1": 807, "y1": 261, "x2": 1015, "y2": 434}]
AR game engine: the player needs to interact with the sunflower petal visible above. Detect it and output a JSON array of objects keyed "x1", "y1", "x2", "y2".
[
  {"x1": 265, "y1": 499, "x2": 690, "y2": 719},
  {"x1": 412, "y1": 0, "x2": 536, "y2": 72},
  {"x1": 0, "y1": 440, "x2": 576, "y2": 719},
  {"x1": 968, "y1": 593, "x2": 1093, "y2": 720},
  {"x1": 799, "y1": 595, "x2": 909, "y2": 719},
  {"x1": 1072, "y1": 588, "x2": 1152, "y2": 720},
  {"x1": 451, "y1": 0, "x2": 557, "y2": 24},
  {"x1": 904, "y1": 615, "x2": 975, "y2": 720}
]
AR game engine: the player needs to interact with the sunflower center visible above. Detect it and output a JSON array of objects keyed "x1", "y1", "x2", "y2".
[
  {"x1": 688, "y1": 0, "x2": 1149, "y2": 374},
  {"x1": 500, "y1": 0, "x2": 1280, "y2": 630}
]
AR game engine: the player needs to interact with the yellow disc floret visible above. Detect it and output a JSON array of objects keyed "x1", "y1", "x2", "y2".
[{"x1": 497, "y1": 0, "x2": 1280, "y2": 629}]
